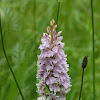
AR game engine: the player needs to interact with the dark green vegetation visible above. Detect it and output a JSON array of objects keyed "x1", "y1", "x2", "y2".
[{"x1": 0, "y1": 0, "x2": 100, "y2": 100}]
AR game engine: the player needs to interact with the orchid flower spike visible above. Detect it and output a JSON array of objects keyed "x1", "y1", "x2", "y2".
[{"x1": 36, "y1": 19, "x2": 72, "y2": 100}]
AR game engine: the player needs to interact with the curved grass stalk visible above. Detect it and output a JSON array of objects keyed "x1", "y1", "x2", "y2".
[{"x1": 0, "y1": 13, "x2": 25, "y2": 100}]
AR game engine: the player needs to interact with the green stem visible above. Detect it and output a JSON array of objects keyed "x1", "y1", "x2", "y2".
[
  {"x1": 33, "y1": 0, "x2": 37, "y2": 99},
  {"x1": 34, "y1": 0, "x2": 36, "y2": 31},
  {"x1": 56, "y1": 1, "x2": 60, "y2": 25},
  {"x1": 91, "y1": 0, "x2": 95, "y2": 100},
  {"x1": 79, "y1": 68, "x2": 84, "y2": 100},
  {"x1": 0, "y1": 13, "x2": 25, "y2": 100}
]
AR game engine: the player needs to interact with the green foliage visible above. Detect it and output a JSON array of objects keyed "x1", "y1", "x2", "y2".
[{"x1": 0, "y1": 0, "x2": 100, "y2": 100}]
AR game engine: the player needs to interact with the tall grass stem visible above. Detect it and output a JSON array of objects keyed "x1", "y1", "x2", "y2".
[
  {"x1": 33, "y1": 0, "x2": 37, "y2": 99},
  {"x1": 34, "y1": 0, "x2": 36, "y2": 31},
  {"x1": 91, "y1": 0, "x2": 95, "y2": 99},
  {"x1": 56, "y1": 1, "x2": 60, "y2": 25},
  {"x1": 0, "y1": 13, "x2": 25, "y2": 100},
  {"x1": 79, "y1": 68, "x2": 84, "y2": 100}
]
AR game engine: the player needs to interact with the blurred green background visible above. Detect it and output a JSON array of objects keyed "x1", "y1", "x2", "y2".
[{"x1": 0, "y1": 0, "x2": 100, "y2": 100}]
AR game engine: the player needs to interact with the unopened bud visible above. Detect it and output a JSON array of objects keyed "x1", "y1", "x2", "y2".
[
  {"x1": 47, "y1": 26, "x2": 51, "y2": 34},
  {"x1": 50, "y1": 19, "x2": 55, "y2": 27},
  {"x1": 82, "y1": 56, "x2": 88, "y2": 68}
]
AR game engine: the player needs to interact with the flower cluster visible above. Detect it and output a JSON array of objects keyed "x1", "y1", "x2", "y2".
[{"x1": 36, "y1": 19, "x2": 71, "y2": 100}]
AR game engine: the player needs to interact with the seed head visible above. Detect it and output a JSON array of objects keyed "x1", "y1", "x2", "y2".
[{"x1": 82, "y1": 56, "x2": 88, "y2": 68}]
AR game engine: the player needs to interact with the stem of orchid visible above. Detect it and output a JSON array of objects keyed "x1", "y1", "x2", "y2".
[
  {"x1": 50, "y1": 32, "x2": 54, "y2": 44},
  {"x1": 50, "y1": 20, "x2": 55, "y2": 44},
  {"x1": 51, "y1": 34, "x2": 53, "y2": 44}
]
